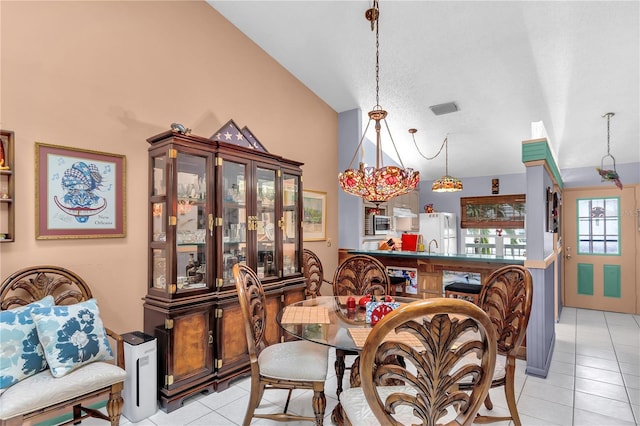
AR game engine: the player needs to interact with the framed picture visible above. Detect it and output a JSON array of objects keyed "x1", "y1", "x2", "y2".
[
  {"x1": 302, "y1": 189, "x2": 326, "y2": 241},
  {"x1": 36, "y1": 143, "x2": 126, "y2": 239}
]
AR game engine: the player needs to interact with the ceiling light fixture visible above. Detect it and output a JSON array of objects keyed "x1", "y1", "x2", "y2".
[
  {"x1": 596, "y1": 112, "x2": 623, "y2": 190},
  {"x1": 409, "y1": 130, "x2": 463, "y2": 192},
  {"x1": 338, "y1": 0, "x2": 419, "y2": 206}
]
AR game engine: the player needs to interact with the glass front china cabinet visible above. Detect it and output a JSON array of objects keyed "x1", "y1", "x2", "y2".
[{"x1": 144, "y1": 129, "x2": 305, "y2": 412}]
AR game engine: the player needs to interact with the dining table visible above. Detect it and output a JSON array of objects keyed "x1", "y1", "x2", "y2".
[
  {"x1": 276, "y1": 295, "x2": 421, "y2": 424},
  {"x1": 276, "y1": 295, "x2": 421, "y2": 353},
  {"x1": 277, "y1": 295, "x2": 488, "y2": 424}
]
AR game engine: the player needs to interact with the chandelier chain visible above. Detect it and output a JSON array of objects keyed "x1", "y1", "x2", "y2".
[
  {"x1": 444, "y1": 137, "x2": 449, "y2": 175},
  {"x1": 410, "y1": 132, "x2": 448, "y2": 161},
  {"x1": 606, "y1": 113, "x2": 611, "y2": 155},
  {"x1": 373, "y1": 0, "x2": 380, "y2": 108}
]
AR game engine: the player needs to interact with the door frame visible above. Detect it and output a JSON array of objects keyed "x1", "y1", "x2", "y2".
[{"x1": 561, "y1": 184, "x2": 639, "y2": 314}]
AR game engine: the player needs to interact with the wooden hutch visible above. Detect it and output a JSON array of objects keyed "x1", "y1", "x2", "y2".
[{"x1": 144, "y1": 129, "x2": 306, "y2": 412}]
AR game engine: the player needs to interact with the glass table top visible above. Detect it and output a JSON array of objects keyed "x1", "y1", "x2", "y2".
[{"x1": 276, "y1": 295, "x2": 417, "y2": 352}]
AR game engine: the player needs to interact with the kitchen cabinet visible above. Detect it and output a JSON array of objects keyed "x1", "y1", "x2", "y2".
[
  {"x1": 387, "y1": 189, "x2": 420, "y2": 231},
  {"x1": 143, "y1": 129, "x2": 305, "y2": 411}
]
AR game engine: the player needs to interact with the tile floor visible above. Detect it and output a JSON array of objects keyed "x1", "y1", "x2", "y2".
[{"x1": 89, "y1": 307, "x2": 639, "y2": 425}]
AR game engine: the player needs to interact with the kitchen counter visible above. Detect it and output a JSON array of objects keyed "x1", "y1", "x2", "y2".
[
  {"x1": 346, "y1": 249, "x2": 525, "y2": 265},
  {"x1": 339, "y1": 248, "x2": 525, "y2": 300}
]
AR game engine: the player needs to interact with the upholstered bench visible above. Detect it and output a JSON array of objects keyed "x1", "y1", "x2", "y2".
[
  {"x1": 0, "y1": 266, "x2": 127, "y2": 426},
  {"x1": 444, "y1": 281, "x2": 482, "y2": 305}
]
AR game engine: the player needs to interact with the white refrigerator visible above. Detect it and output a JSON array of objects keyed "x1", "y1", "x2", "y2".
[{"x1": 419, "y1": 213, "x2": 457, "y2": 254}]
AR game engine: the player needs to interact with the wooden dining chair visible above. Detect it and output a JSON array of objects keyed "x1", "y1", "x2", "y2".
[
  {"x1": 233, "y1": 264, "x2": 328, "y2": 425},
  {"x1": 332, "y1": 254, "x2": 390, "y2": 396},
  {"x1": 464, "y1": 264, "x2": 533, "y2": 426},
  {"x1": 340, "y1": 298, "x2": 497, "y2": 425},
  {"x1": 302, "y1": 249, "x2": 331, "y2": 298}
]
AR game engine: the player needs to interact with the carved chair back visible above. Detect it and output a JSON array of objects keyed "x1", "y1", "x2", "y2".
[
  {"x1": 332, "y1": 254, "x2": 390, "y2": 296},
  {"x1": 479, "y1": 265, "x2": 533, "y2": 357},
  {"x1": 233, "y1": 263, "x2": 268, "y2": 366},
  {"x1": 302, "y1": 249, "x2": 324, "y2": 297},
  {"x1": 0, "y1": 265, "x2": 92, "y2": 310},
  {"x1": 359, "y1": 298, "x2": 497, "y2": 425}
]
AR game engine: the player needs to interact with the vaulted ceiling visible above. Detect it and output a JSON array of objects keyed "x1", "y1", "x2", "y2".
[{"x1": 208, "y1": 1, "x2": 639, "y2": 181}]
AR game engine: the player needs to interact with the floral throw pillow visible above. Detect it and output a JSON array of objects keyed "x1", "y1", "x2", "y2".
[
  {"x1": 30, "y1": 299, "x2": 114, "y2": 378},
  {"x1": 0, "y1": 295, "x2": 55, "y2": 392}
]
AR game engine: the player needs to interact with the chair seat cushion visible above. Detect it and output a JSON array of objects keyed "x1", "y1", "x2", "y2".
[
  {"x1": 0, "y1": 361, "x2": 126, "y2": 420},
  {"x1": 342, "y1": 385, "x2": 467, "y2": 425},
  {"x1": 259, "y1": 340, "x2": 328, "y2": 381},
  {"x1": 444, "y1": 282, "x2": 482, "y2": 294},
  {"x1": 341, "y1": 386, "x2": 421, "y2": 425},
  {"x1": 456, "y1": 353, "x2": 507, "y2": 384}
]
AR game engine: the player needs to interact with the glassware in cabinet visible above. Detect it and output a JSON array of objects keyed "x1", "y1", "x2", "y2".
[
  {"x1": 149, "y1": 146, "x2": 213, "y2": 298},
  {"x1": 256, "y1": 166, "x2": 277, "y2": 280},
  {"x1": 282, "y1": 171, "x2": 300, "y2": 276},
  {"x1": 176, "y1": 153, "x2": 208, "y2": 290},
  {"x1": 221, "y1": 159, "x2": 247, "y2": 286}
]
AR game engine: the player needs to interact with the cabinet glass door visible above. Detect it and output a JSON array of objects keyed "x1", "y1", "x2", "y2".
[
  {"x1": 221, "y1": 160, "x2": 247, "y2": 286},
  {"x1": 256, "y1": 167, "x2": 277, "y2": 280},
  {"x1": 151, "y1": 155, "x2": 167, "y2": 290},
  {"x1": 282, "y1": 172, "x2": 299, "y2": 276},
  {"x1": 176, "y1": 153, "x2": 208, "y2": 292}
]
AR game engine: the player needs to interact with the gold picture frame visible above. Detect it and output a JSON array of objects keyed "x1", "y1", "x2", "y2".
[{"x1": 302, "y1": 190, "x2": 326, "y2": 241}]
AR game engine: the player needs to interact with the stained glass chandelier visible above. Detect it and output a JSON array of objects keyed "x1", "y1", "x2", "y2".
[{"x1": 338, "y1": 0, "x2": 419, "y2": 205}]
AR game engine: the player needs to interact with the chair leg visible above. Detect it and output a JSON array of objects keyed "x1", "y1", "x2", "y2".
[
  {"x1": 73, "y1": 404, "x2": 82, "y2": 425},
  {"x1": 311, "y1": 381, "x2": 326, "y2": 426},
  {"x1": 244, "y1": 378, "x2": 264, "y2": 426},
  {"x1": 504, "y1": 363, "x2": 521, "y2": 426},
  {"x1": 335, "y1": 349, "x2": 346, "y2": 396},
  {"x1": 349, "y1": 355, "x2": 361, "y2": 388},
  {"x1": 483, "y1": 393, "x2": 494, "y2": 410},
  {"x1": 331, "y1": 402, "x2": 351, "y2": 426},
  {"x1": 107, "y1": 383, "x2": 124, "y2": 426},
  {"x1": 283, "y1": 389, "x2": 293, "y2": 413}
]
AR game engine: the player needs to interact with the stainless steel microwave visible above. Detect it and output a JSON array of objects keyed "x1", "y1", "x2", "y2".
[{"x1": 365, "y1": 215, "x2": 392, "y2": 235}]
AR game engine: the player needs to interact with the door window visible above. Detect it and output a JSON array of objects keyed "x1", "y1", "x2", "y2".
[{"x1": 577, "y1": 197, "x2": 619, "y2": 255}]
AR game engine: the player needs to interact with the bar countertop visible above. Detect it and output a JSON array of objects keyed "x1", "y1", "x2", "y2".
[{"x1": 346, "y1": 249, "x2": 525, "y2": 265}]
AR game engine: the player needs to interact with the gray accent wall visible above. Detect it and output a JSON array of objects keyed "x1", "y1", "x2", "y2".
[
  {"x1": 525, "y1": 264, "x2": 557, "y2": 378},
  {"x1": 338, "y1": 109, "x2": 363, "y2": 250}
]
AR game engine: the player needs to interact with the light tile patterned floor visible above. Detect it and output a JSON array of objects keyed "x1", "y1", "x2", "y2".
[{"x1": 82, "y1": 307, "x2": 639, "y2": 425}]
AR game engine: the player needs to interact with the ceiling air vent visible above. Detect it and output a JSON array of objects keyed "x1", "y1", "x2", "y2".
[{"x1": 429, "y1": 102, "x2": 459, "y2": 116}]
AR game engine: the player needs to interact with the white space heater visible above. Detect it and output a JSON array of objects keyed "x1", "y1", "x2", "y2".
[{"x1": 122, "y1": 331, "x2": 157, "y2": 422}]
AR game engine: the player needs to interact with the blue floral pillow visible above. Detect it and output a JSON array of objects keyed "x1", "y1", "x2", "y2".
[
  {"x1": 30, "y1": 299, "x2": 114, "y2": 378},
  {"x1": 0, "y1": 295, "x2": 55, "y2": 392}
]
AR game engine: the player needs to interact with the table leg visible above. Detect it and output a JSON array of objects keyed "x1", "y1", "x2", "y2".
[{"x1": 334, "y1": 349, "x2": 347, "y2": 396}]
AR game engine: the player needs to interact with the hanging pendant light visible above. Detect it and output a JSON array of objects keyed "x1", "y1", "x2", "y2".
[
  {"x1": 596, "y1": 112, "x2": 623, "y2": 190},
  {"x1": 338, "y1": 0, "x2": 419, "y2": 206},
  {"x1": 431, "y1": 136, "x2": 463, "y2": 192}
]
